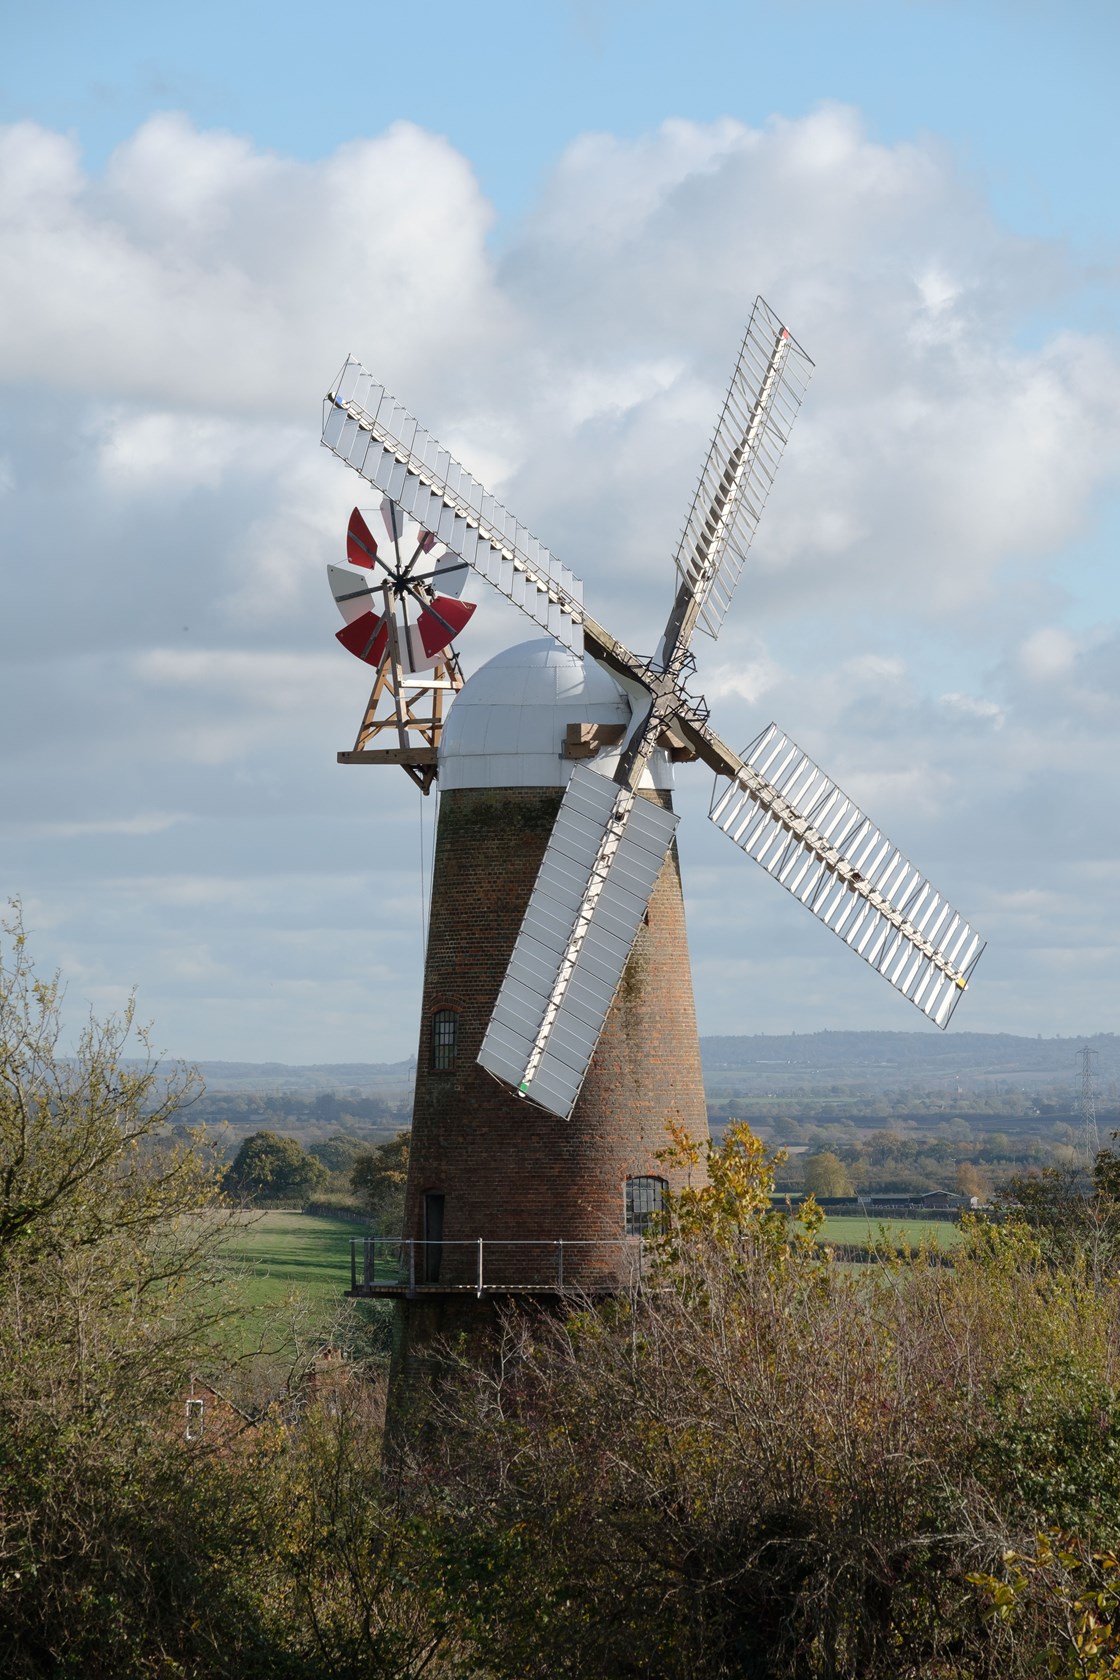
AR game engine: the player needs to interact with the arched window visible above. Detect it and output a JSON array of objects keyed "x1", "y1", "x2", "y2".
[
  {"x1": 430, "y1": 1008, "x2": 458, "y2": 1072},
  {"x1": 625, "y1": 1175, "x2": 667, "y2": 1237}
]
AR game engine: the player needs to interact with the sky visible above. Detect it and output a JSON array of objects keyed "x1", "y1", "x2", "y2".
[{"x1": 1, "y1": 0, "x2": 1118, "y2": 1063}]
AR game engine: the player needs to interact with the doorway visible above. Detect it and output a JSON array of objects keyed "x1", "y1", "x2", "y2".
[{"x1": 423, "y1": 1192, "x2": 445, "y2": 1283}]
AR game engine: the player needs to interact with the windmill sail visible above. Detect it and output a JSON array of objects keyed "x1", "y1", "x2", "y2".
[
  {"x1": 709, "y1": 725, "x2": 984, "y2": 1026},
  {"x1": 323, "y1": 359, "x2": 585, "y2": 652},
  {"x1": 322, "y1": 296, "x2": 984, "y2": 1122},
  {"x1": 673, "y1": 298, "x2": 813, "y2": 642},
  {"x1": 479, "y1": 765, "x2": 679, "y2": 1119}
]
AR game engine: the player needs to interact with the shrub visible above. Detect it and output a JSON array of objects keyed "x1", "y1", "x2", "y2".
[{"x1": 403, "y1": 1130, "x2": 1120, "y2": 1679}]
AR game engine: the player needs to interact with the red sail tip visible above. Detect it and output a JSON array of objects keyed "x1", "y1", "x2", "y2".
[
  {"x1": 346, "y1": 508, "x2": 379, "y2": 570},
  {"x1": 336, "y1": 610, "x2": 388, "y2": 667},
  {"x1": 416, "y1": 596, "x2": 476, "y2": 659}
]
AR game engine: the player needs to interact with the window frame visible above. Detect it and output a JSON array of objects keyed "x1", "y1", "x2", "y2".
[
  {"x1": 429, "y1": 1007, "x2": 458, "y2": 1073},
  {"x1": 625, "y1": 1174, "x2": 668, "y2": 1237}
]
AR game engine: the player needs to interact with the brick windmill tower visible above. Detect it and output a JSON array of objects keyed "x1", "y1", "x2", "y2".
[
  {"x1": 393, "y1": 637, "x2": 709, "y2": 1364},
  {"x1": 320, "y1": 299, "x2": 984, "y2": 1377}
]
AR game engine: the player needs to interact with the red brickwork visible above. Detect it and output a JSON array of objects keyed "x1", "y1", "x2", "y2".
[{"x1": 402, "y1": 784, "x2": 710, "y2": 1290}]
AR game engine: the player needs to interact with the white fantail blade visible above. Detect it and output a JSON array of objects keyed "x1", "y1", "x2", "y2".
[
  {"x1": 431, "y1": 547, "x2": 469, "y2": 598},
  {"x1": 479, "y1": 765, "x2": 679, "y2": 1119},
  {"x1": 674, "y1": 297, "x2": 813, "y2": 642},
  {"x1": 380, "y1": 495, "x2": 405, "y2": 544},
  {"x1": 324, "y1": 359, "x2": 585, "y2": 652},
  {"x1": 328, "y1": 562, "x2": 379, "y2": 625},
  {"x1": 708, "y1": 725, "x2": 984, "y2": 1028}
]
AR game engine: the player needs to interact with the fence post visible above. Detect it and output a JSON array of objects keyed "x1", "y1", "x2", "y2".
[
  {"x1": 477, "y1": 1237, "x2": 484, "y2": 1299},
  {"x1": 364, "y1": 1237, "x2": 372, "y2": 1289},
  {"x1": 350, "y1": 1239, "x2": 356, "y2": 1294},
  {"x1": 408, "y1": 1239, "x2": 416, "y2": 1298},
  {"x1": 557, "y1": 1239, "x2": 564, "y2": 1288}
]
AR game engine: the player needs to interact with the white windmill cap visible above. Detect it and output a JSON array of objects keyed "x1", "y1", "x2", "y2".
[{"x1": 439, "y1": 638, "x2": 673, "y2": 792}]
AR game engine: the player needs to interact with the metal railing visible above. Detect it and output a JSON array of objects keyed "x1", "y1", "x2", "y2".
[{"x1": 349, "y1": 1236, "x2": 647, "y2": 1297}]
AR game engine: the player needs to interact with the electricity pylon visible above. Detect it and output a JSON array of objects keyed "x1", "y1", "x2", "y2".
[{"x1": 1077, "y1": 1045, "x2": 1101, "y2": 1169}]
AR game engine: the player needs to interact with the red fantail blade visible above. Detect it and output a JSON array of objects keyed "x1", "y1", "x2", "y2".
[
  {"x1": 346, "y1": 508, "x2": 379, "y2": 570},
  {"x1": 335, "y1": 609, "x2": 388, "y2": 667},
  {"x1": 416, "y1": 529, "x2": 437, "y2": 553},
  {"x1": 416, "y1": 595, "x2": 476, "y2": 660}
]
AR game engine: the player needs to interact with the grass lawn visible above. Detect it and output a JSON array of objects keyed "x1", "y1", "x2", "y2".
[
  {"x1": 815, "y1": 1214, "x2": 963, "y2": 1250},
  {"x1": 215, "y1": 1211, "x2": 962, "y2": 1352},
  {"x1": 219, "y1": 1210, "x2": 375, "y2": 1350}
]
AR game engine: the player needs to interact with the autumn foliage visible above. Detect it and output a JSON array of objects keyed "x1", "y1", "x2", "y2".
[{"x1": 7, "y1": 908, "x2": 1120, "y2": 1676}]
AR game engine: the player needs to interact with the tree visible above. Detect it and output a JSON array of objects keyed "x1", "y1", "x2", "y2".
[
  {"x1": 654, "y1": 1120, "x2": 823, "y2": 1263},
  {"x1": 0, "y1": 908, "x2": 275, "y2": 1674},
  {"x1": 309, "y1": 1132, "x2": 363, "y2": 1174},
  {"x1": 224, "y1": 1130, "x2": 327, "y2": 1203},
  {"x1": 803, "y1": 1149, "x2": 854, "y2": 1198},
  {"x1": 995, "y1": 1160, "x2": 1120, "y2": 1281},
  {"x1": 0, "y1": 902, "x2": 212, "y2": 1258},
  {"x1": 0, "y1": 914, "x2": 458, "y2": 1678},
  {"x1": 956, "y1": 1160, "x2": 988, "y2": 1202},
  {"x1": 1094, "y1": 1144, "x2": 1120, "y2": 1200},
  {"x1": 351, "y1": 1130, "x2": 410, "y2": 1232}
]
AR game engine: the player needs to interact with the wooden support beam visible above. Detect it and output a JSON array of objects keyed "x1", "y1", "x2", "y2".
[
  {"x1": 340, "y1": 645, "x2": 463, "y2": 792},
  {"x1": 563, "y1": 722, "x2": 626, "y2": 760},
  {"x1": 337, "y1": 748, "x2": 439, "y2": 766},
  {"x1": 657, "y1": 726, "x2": 699, "y2": 763}
]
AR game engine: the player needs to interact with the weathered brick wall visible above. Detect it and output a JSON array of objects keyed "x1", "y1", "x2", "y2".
[{"x1": 403, "y1": 784, "x2": 710, "y2": 1289}]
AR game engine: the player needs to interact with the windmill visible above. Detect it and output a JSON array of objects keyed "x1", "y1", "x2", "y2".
[{"x1": 323, "y1": 297, "x2": 984, "y2": 1125}]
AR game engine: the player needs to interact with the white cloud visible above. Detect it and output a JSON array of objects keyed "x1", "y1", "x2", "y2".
[
  {"x1": 96, "y1": 410, "x2": 252, "y2": 489},
  {"x1": 135, "y1": 646, "x2": 341, "y2": 698},
  {"x1": 0, "y1": 114, "x2": 501, "y2": 412},
  {"x1": 1, "y1": 104, "x2": 1119, "y2": 1052},
  {"x1": 706, "y1": 648, "x2": 784, "y2": 705},
  {"x1": 939, "y1": 692, "x2": 1006, "y2": 727},
  {"x1": 10, "y1": 813, "x2": 184, "y2": 839},
  {"x1": 845, "y1": 654, "x2": 906, "y2": 684},
  {"x1": 1019, "y1": 625, "x2": 1078, "y2": 680}
]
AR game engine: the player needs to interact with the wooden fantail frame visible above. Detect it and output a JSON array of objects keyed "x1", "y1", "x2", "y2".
[{"x1": 336, "y1": 592, "x2": 463, "y2": 794}]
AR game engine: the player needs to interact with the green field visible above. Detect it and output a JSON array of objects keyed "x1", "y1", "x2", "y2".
[
  {"x1": 816, "y1": 1214, "x2": 962, "y2": 1250},
  {"x1": 215, "y1": 1210, "x2": 961, "y2": 1352},
  {"x1": 219, "y1": 1210, "x2": 375, "y2": 1349}
]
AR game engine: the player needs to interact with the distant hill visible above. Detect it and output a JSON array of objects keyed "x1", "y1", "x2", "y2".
[
  {"x1": 194, "y1": 1060, "x2": 415, "y2": 1095},
  {"x1": 700, "y1": 1031, "x2": 1119, "y2": 1096},
  {"x1": 184, "y1": 1032, "x2": 1118, "y2": 1100}
]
